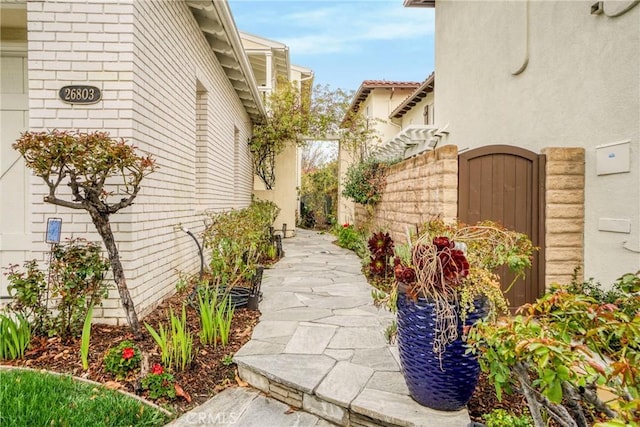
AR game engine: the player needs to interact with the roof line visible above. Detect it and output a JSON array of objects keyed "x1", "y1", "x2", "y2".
[
  {"x1": 210, "y1": 1, "x2": 266, "y2": 120},
  {"x1": 341, "y1": 80, "x2": 422, "y2": 126},
  {"x1": 390, "y1": 73, "x2": 435, "y2": 119}
]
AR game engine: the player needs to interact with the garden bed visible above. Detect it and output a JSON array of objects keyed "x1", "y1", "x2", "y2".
[{"x1": 0, "y1": 284, "x2": 260, "y2": 416}]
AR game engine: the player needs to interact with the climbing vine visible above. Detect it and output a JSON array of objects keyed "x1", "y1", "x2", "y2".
[{"x1": 250, "y1": 82, "x2": 375, "y2": 189}]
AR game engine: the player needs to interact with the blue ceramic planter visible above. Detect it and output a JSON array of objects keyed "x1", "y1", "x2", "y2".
[{"x1": 396, "y1": 295, "x2": 486, "y2": 411}]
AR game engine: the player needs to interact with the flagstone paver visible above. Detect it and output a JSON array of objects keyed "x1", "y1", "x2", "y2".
[
  {"x1": 232, "y1": 229, "x2": 472, "y2": 427},
  {"x1": 167, "y1": 387, "x2": 333, "y2": 426}
]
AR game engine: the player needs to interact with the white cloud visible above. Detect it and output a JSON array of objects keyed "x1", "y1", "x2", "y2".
[{"x1": 232, "y1": 1, "x2": 434, "y2": 55}]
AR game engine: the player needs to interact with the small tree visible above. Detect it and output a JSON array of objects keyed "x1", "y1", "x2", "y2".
[
  {"x1": 13, "y1": 130, "x2": 156, "y2": 336},
  {"x1": 250, "y1": 82, "x2": 375, "y2": 189},
  {"x1": 299, "y1": 160, "x2": 339, "y2": 228},
  {"x1": 250, "y1": 80, "x2": 310, "y2": 189}
]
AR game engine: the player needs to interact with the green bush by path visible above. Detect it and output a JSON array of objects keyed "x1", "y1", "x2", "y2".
[{"x1": 0, "y1": 369, "x2": 171, "y2": 427}]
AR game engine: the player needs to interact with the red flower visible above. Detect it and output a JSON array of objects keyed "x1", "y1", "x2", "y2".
[
  {"x1": 438, "y1": 248, "x2": 469, "y2": 284},
  {"x1": 122, "y1": 347, "x2": 135, "y2": 360},
  {"x1": 432, "y1": 236, "x2": 453, "y2": 250},
  {"x1": 394, "y1": 259, "x2": 417, "y2": 284},
  {"x1": 151, "y1": 363, "x2": 163, "y2": 375},
  {"x1": 343, "y1": 223, "x2": 350, "y2": 228},
  {"x1": 369, "y1": 257, "x2": 387, "y2": 275}
]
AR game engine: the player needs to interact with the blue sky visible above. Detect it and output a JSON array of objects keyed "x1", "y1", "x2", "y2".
[{"x1": 228, "y1": 0, "x2": 435, "y2": 92}]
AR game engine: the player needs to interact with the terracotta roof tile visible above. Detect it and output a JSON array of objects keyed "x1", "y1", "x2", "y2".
[
  {"x1": 341, "y1": 80, "x2": 424, "y2": 125},
  {"x1": 360, "y1": 80, "x2": 423, "y2": 88}
]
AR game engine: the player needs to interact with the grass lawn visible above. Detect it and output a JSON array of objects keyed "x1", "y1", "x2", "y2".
[{"x1": 0, "y1": 369, "x2": 171, "y2": 427}]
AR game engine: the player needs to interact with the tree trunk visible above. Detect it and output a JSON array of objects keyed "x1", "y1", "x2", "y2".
[{"x1": 88, "y1": 210, "x2": 141, "y2": 337}]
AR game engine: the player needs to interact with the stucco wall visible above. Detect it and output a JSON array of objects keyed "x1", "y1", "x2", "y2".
[
  {"x1": 253, "y1": 143, "x2": 299, "y2": 236},
  {"x1": 434, "y1": 0, "x2": 640, "y2": 284},
  {"x1": 364, "y1": 88, "x2": 419, "y2": 143},
  {"x1": 25, "y1": 0, "x2": 254, "y2": 322},
  {"x1": 354, "y1": 145, "x2": 458, "y2": 243},
  {"x1": 338, "y1": 86, "x2": 420, "y2": 225},
  {"x1": 396, "y1": 92, "x2": 434, "y2": 127}
]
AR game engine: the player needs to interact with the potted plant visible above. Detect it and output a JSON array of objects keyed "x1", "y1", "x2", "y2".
[{"x1": 375, "y1": 219, "x2": 534, "y2": 411}]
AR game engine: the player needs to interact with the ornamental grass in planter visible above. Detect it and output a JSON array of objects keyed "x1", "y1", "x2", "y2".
[{"x1": 372, "y1": 219, "x2": 534, "y2": 411}]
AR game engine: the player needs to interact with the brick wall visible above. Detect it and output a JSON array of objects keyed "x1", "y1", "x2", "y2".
[
  {"x1": 542, "y1": 147, "x2": 585, "y2": 287},
  {"x1": 355, "y1": 145, "x2": 459, "y2": 243},
  {"x1": 26, "y1": 0, "x2": 254, "y2": 323}
]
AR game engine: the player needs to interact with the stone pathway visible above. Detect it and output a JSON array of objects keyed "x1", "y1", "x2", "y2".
[{"x1": 169, "y1": 229, "x2": 471, "y2": 426}]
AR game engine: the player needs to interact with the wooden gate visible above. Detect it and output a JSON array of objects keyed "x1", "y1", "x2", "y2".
[{"x1": 458, "y1": 145, "x2": 545, "y2": 308}]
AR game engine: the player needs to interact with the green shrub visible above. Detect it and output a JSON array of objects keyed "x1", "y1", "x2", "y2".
[
  {"x1": 564, "y1": 268, "x2": 640, "y2": 318},
  {"x1": 5, "y1": 238, "x2": 109, "y2": 338},
  {"x1": 5, "y1": 260, "x2": 49, "y2": 335},
  {"x1": 334, "y1": 224, "x2": 367, "y2": 257},
  {"x1": 467, "y1": 271, "x2": 640, "y2": 427},
  {"x1": 483, "y1": 409, "x2": 533, "y2": 427},
  {"x1": 49, "y1": 239, "x2": 109, "y2": 338},
  {"x1": 0, "y1": 314, "x2": 31, "y2": 360},
  {"x1": 141, "y1": 363, "x2": 176, "y2": 400},
  {"x1": 103, "y1": 340, "x2": 141, "y2": 379},
  {"x1": 342, "y1": 158, "x2": 390, "y2": 205},
  {"x1": 203, "y1": 199, "x2": 280, "y2": 286}
]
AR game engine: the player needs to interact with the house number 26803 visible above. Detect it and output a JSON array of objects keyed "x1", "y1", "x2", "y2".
[{"x1": 59, "y1": 85, "x2": 102, "y2": 104}]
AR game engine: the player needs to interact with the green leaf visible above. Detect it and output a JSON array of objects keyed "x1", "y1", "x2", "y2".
[
  {"x1": 556, "y1": 365, "x2": 570, "y2": 381},
  {"x1": 546, "y1": 380, "x2": 563, "y2": 403}
]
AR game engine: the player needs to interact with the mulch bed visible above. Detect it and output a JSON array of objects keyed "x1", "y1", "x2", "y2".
[
  {"x1": 468, "y1": 372, "x2": 532, "y2": 423},
  {"x1": 1, "y1": 286, "x2": 260, "y2": 415},
  {"x1": 2, "y1": 281, "x2": 531, "y2": 422}
]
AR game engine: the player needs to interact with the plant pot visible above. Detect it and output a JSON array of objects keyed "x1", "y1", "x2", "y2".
[
  {"x1": 396, "y1": 293, "x2": 487, "y2": 411},
  {"x1": 246, "y1": 294, "x2": 260, "y2": 310}
]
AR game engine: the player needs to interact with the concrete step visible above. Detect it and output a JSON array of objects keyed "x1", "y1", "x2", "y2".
[
  {"x1": 236, "y1": 359, "x2": 471, "y2": 427},
  {"x1": 167, "y1": 387, "x2": 336, "y2": 427}
]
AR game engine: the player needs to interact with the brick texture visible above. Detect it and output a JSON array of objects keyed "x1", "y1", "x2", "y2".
[
  {"x1": 26, "y1": 0, "x2": 254, "y2": 323},
  {"x1": 355, "y1": 145, "x2": 459, "y2": 244},
  {"x1": 542, "y1": 147, "x2": 585, "y2": 287}
]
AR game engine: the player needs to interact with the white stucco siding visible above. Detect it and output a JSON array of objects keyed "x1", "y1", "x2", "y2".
[
  {"x1": 24, "y1": 0, "x2": 254, "y2": 322},
  {"x1": 399, "y1": 92, "x2": 434, "y2": 127},
  {"x1": 434, "y1": 0, "x2": 640, "y2": 285},
  {"x1": 365, "y1": 88, "x2": 419, "y2": 145}
]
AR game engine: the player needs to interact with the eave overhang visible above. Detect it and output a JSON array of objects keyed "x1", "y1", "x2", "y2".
[
  {"x1": 390, "y1": 73, "x2": 435, "y2": 119},
  {"x1": 403, "y1": 0, "x2": 435, "y2": 7},
  {"x1": 240, "y1": 31, "x2": 290, "y2": 83},
  {"x1": 187, "y1": 0, "x2": 266, "y2": 122},
  {"x1": 340, "y1": 80, "x2": 421, "y2": 127}
]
